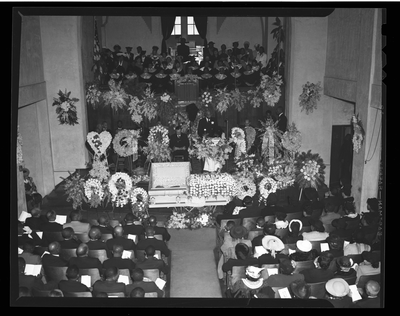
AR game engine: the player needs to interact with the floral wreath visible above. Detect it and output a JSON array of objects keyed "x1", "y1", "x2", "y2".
[
  {"x1": 84, "y1": 178, "x2": 105, "y2": 207},
  {"x1": 52, "y1": 89, "x2": 79, "y2": 125},
  {"x1": 295, "y1": 150, "x2": 326, "y2": 190},
  {"x1": 352, "y1": 114, "x2": 365, "y2": 153},
  {"x1": 282, "y1": 122, "x2": 302, "y2": 153},
  {"x1": 231, "y1": 127, "x2": 245, "y2": 144},
  {"x1": 130, "y1": 187, "x2": 149, "y2": 204},
  {"x1": 142, "y1": 124, "x2": 171, "y2": 163},
  {"x1": 113, "y1": 129, "x2": 139, "y2": 157},
  {"x1": 258, "y1": 177, "x2": 278, "y2": 202},
  {"x1": 148, "y1": 125, "x2": 170, "y2": 146},
  {"x1": 108, "y1": 172, "x2": 133, "y2": 207},
  {"x1": 234, "y1": 176, "x2": 257, "y2": 200},
  {"x1": 299, "y1": 81, "x2": 322, "y2": 114}
]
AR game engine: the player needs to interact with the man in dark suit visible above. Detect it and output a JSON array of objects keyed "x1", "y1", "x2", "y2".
[
  {"x1": 106, "y1": 226, "x2": 136, "y2": 258},
  {"x1": 169, "y1": 125, "x2": 190, "y2": 161},
  {"x1": 39, "y1": 210, "x2": 63, "y2": 232},
  {"x1": 238, "y1": 196, "x2": 264, "y2": 219},
  {"x1": 58, "y1": 265, "x2": 91, "y2": 293},
  {"x1": 125, "y1": 268, "x2": 164, "y2": 297},
  {"x1": 92, "y1": 216, "x2": 114, "y2": 235},
  {"x1": 59, "y1": 227, "x2": 80, "y2": 250},
  {"x1": 24, "y1": 207, "x2": 46, "y2": 231},
  {"x1": 122, "y1": 213, "x2": 145, "y2": 241},
  {"x1": 124, "y1": 46, "x2": 135, "y2": 64},
  {"x1": 197, "y1": 109, "x2": 218, "y2": 138},
  {"x1": 92, "y1": 266, "x2": 126, "y2": 296},
  {"x1": 276, "y1": 106, "x2": 288, "y2": 133},
  {"x1": 86, "y1": 227, "x2": 107, "y2": 250},
  {"x1": 115, "y1": 54, "x2": 129, "y2": 77},
  {"x1": 102, "y1": 244, "x2": 136, "y2": 273},
  {"x1": 147, "y1": 216, "x2": 171, "y2": 242},
  {"x1": 136, "y1": 226, "x2": 170, "y2": 258},
  {"x1": 353, "y1": 280, "x2": 381, "y2": 308},
  {"x1": 177, "y1": 37, "x2": 190, "y2": 63},
  {"x1": 260, "y1": 193, "x2": 286, "y2": 217},
  {"x1": 18, "y1": 257, "x2": 50, "y2": 296},
  {"x1": 19, "y1": 240, "x2": 42, "y2": 265},
  {"x1": 18, "y1": 222, "x2": 42, "y2": 248},
  {"x1": 135, "y1": 245, "x2": 169, "y2": 275},
  {"x1": 42, "y1": 242, "x2": 69, "y2": 267},
  {"x1": 69, "y1": 243, "x2": 102, "y2": 273}
]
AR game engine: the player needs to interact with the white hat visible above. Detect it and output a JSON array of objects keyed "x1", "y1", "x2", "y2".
[
  {"x1": 296, "y1": 240, "x2": 312, "y2": 252},
  {"x1": 325, "y1": 278, "x2": 350, "y2": 297},
  {"x1": 262, "y1": 235, "x2": 285, "y2": 258},
  {"x1": 289, "y1": 219, "x2": 303, "y2": 232},
  {"x1": 245, "y1": 266, "x2": 265, "y2": 279}
]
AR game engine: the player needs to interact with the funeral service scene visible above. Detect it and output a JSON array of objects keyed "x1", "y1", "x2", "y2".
[{"x1": 12, "y1": 6, "x2": 385, "y2": 308}]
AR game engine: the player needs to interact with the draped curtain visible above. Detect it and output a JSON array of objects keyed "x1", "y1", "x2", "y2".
[
  {"x1": 193, "y1": 16, "x2": 208, "y2": 53},
  {"x1": 161, "y1": 16, "x2": 176, "y2": 55}
]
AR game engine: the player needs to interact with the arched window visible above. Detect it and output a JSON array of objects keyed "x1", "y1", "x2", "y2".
[{"x1": 171, "y1": 16, "x2": 199, "y2": 36}]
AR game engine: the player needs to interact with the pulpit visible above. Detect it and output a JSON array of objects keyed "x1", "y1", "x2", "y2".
[{"x1": 174, "y1": 80, "x2": 199, "y2": 104}]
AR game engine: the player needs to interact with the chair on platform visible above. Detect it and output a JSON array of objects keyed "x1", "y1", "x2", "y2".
[
  {"x1": 32, "y1": 288, "x2": 52, "y2": 297},
  {"x1": 60, "y1": 248, "x2": 78, "y2": 261},
  {"x1": 247, "y1": 230, "x2": 263, "y2": 241},
  {"x1": 143, "y1": 269, "x2": 159, "y2": 282},
  {"x1": 107, "y1": 292, "x2": 126, "y2": 298},
  {"x1": 285, "y1": 212, "x2": 303, "y2": 222},
  {"x1": 118, "y1": 269, "x2": 133, "y2": 284},
  {"x1": 63, "y1": 291, "x2": 93, "y2": 297},
  {"x1": 43, "y1": 266, "x2": 68, "y2": 283},
  {"x1": 292, "y1": 260, "x2": 314, "y2": 274},
  {"x1": 241, "y1": 217, "x2": 258, "y2": 231},
  {"x1": 307, "y1": 281, "x2": 327, "y2": 299},
  {"x1": 357, "y1": 274, "x2": 381, "y2": 289},
  {"x1": 79, "y1": 268, "x2": 101, "y2": 286},
  {"x1": 88, "y1": 249, "x2": 108, "y2": 264},
  {"x1": 100, "y1": 234, "x2": 113, "y2": 242},
  {"x1": 144, "y1": 292, "x2": 158, "y2": 297}
]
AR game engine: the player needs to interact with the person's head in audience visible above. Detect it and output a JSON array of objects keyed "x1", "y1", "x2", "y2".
[
  {"x1": 224, "y1": 220, "x2": 236, "y2": 233},
  {"x1": 88, "y1": 227, "x2": 102, "y2": 241},
  {"x1": 46, "y1": 210, "x2": 57, "y2": 222},
  {"x1": 124, "y1": 213, "x2": 135, "y2": 225},
  {"x1": 28, "y1": 193, "x2": 42, "y2": 211},
  {"x1": 362, "y1": 251, "x2": 380, "y2": 268},
  {"x1": 331, "y1": 218, "x2": 348, "y2": 231},
  {"x1": 244, "y1": 265, "x2": 264, "y2": 283},
  {"x1": 62, "y1": 227, "x2": 75, "y2": 240},
  {"x1": 104, "y1": 266, "x2": 119, "y2": 282},
  {"x1": 279, "y1": 258, "x2": 296, "y2": 275},
  {"x1": 48, "y1": 242, "x2": 61, "y2": 255},
  {"x1": 113, "y1": 225, "x2": 125, "y2": 238},
  {"x1": 361, "y1": 212, "x2": 378, "y2": 227},
  {"x1": 98, "y1": 216, "x2": 109, "y2": 227},
  {"x1": 147, "y1": 215, "x2": 157, "y2": 227},
  {"x1": 326, "y1": 234, "x2": 344, "y2": 251},
  {"x1": 325, "y1": 278, "x2": 350, "y2": 299},
  {"x1": 324, "y1": 197, "x2": 339, "y2": 213},
  {"x1": 288, "y1": 219, "x2": 302, "y2": 235},
  {"x1": 69, "y1": 210, "x2": 82, "y2": 222},
  {"x1": 66, "y1": 264, "x2": 81, "y2": 281},
  {"x1": 18, "y1": 257, "x2": 26, "y2": 275},
  {"x1": 19, "y1": 286, "x2": 31, "y2": 297},
  {"x1": 256, "y1": 217, "x2": 266, "y2": 230},
  {"x1": 310, "y1": 218, "x2": 326, "y2": 233},
  {"x1": 131, "y1": 268, "x2": 144, "y2": 282},
  {"x1": 263, "y1": 223, "x2": 276, "y2": 236},
  {"x1": 289, "y1": 279, "x2": 312, "y2": 299},
  {"x1": 235, "y1": 243, "x2": 251, "y2": 260},
  {"x1": 367, "y1": 198, "x2": 379, "y2": 213},
  {"x1": 316, "y1": 251, "x2": 335, "y2": 270},
  {"x1": 275, "y1": 211, "x2": 287, "y2": 222},
  {"x1": 112, "y1": 244, "x2": 124, "y2": 258},
  {"x1": 242, "y1": 196, "x2": 253, "y2": 207},
  {"x1": 336, "y1": 256, "x2": 355, "y2": 273},
  {"x1": 145, "y1": 226, "x2": 155, "y2": 238},
  {"x1": 144, "y1": 245, "x2": 156, "y2": 259},
  {"x1": 295, "y1": 240, "x2": 312, "y2": 254},
  {"x1": 262, "y1": 235, "x2": 285, "y2": 258},
  {"x1": 76, "y1": 243, "x2": 89, "y2": 257},
  {"x1": 95, "y1": 292, "x2": 108, "y2": 298},
  {"x1": 30, "y1": 207, "x2": 42, "y2": 218},
  {"x1": 22, "y1": 240, "x2": 36, "y2": 254},
  {"x1": 365, "y1": 280, "x2": 380, "y2": 298},
  {"x1": 49, "y1": 289, "x2": 64, "y2": 297},
  {"x1": 130, "y1": 287, "x2": 145, "y2": 298},
  {"x1": 229, "y1": 225, "x2": 248, "y2": 241}
]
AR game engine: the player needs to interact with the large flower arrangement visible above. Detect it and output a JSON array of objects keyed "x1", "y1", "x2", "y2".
[
  {"x1": 165, "y1": 207, "x2": 216, "y2": 230},
  {"x1": 165, "y1": 210, "x2": 191, "y2": 229},
  {"x1": 233, "y1": 153, "x2": 256, "y2": 178},
  {"x1": 108, "y1": 172, "x2": 133, "y2": 207},
  {"x1": 231, "y1": 127, "x2": 247, "y2": 158},
  {"x1": 295, "y1": 150, "x2": 326, "y2": 190},
  {"x1": 64, "y1": 172, "x2": 87, "y2": 210},
  {"x1": 142, "y1": 125, "x2": 171, "y2": 162},
  {"x1": 189, "y1": 136, "x2": 233, "y2": 168},
  {"x1": 200, "y1": 91, "x2": 214, "y2": 108},
  {"x1": 130, "y1": 187, "x2": 150, "y2": 221},
  {"x1": 351, "y1": 114, "x2": 365, "y2": 153},
  {"x1": 52, "y1": 89, "x2": 79, "y2": 125},
  {"x1": 267, "y1": 158, "x2": 296, "y2": 190},
  {"x1": 215, "y1": 87, "x2": 232, "y2": 113},
  {"x1": 113, "y1": 129, "x2": 139, "y2": 158},
  {"x1": 85, "y1": 82, "x2": 102, "y2": 109},
  {"x1": 84, "y1": 178, "x2": 105, "y2": 208},
  {"x1": 258, "y1": 177, "x2": 278, "y2": 203},
  {"x1": 234, "y1": 175, "x2": 257, "y2": 200},
  {"x1": 282, "y1": 122, "x2": 302, "y2": 154},
  {"x1": 258, "y1": 119, "x2": 284, "y2": 161},
  {"x1": 187, "y1": 173, "x2": 238, "y2": 198},
  {"x1": 102, "y1": 79, "x2": 130, "y2": 112},
  {"x1": 260, "y1": 72, "x2": 283, "y2": 107},
  {"x1": 86, "y1": 131, "x2": 112, "y2": 158},
  {"x1": 299, "y1": 81, "x2": 322, "y2": 114},
  {"x1": 89, "y1": 158, "x2": 110, "y2": 182}
]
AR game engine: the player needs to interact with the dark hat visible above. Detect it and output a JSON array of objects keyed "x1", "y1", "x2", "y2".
[
  {"x1": 279, "y1": 259, "x2": 295, "y2": 275},
  {"x1": 332, "y1": 218, "x2": 347, "y2": 229},
  {"x1": 113, "y1": 44, "x2": 121, "y2": 50},
  {"x1": 152, "y1": 46, "x2": 159, "y2": 50},
  {"x1": 126, "y1": 46, "x2": 132, "y2": 50},
  {"x1": 208, "y1": 41, "x2": 215, "y2": 45},
  {"x1": 289, "y1": 280, "x2": 311, "y2": 299},
  {"x1": 232, "y1": 41, "x2": 239, "y2": 46},
  {"x1": 362, "y1": 251, "x2": 380, "y2": 264},
  {"x1": 337, "y1": 256, "x2": 354, "y2": 270},
  {"x1": 303, "y1": 188, "x2": 318, "y2": 201},
  {"x1": 230, "y1": 225, "x2": 248, "y2": 239}
]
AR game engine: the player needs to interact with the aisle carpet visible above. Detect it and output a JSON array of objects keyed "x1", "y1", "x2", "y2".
[{"x1": 168, "y1": 227, "x2": 222, "y2": 298}]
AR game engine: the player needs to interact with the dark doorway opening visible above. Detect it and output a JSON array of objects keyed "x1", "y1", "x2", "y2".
[{"x1": 329, "y1": 125, "x2": 353, "y2": 190}]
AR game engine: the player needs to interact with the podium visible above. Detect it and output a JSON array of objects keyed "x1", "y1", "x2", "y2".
[{"x1": 174, "y1": 80, "x2": 199, "y2": 104}]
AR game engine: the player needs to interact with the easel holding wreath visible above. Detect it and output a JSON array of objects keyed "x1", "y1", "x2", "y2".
[{"x1": 112, "y1": 129, "x2": 140, "y2": 174}]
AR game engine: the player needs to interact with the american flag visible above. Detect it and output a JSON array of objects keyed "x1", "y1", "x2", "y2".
[{"x1": 92, "y1": 18, "x2": 103, "y2": 81}]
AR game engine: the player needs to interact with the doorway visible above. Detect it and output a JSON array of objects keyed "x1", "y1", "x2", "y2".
[{"x1": 329, "y1": 125, "x2": 353, "y2": 190}]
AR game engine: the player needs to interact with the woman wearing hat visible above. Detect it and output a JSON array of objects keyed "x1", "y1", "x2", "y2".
[
  {"x1": 289, "y1": 240, "x2": 319, "y2": 262},
  {"x1": 283, "y1": 219, "x2": 304, "y2": 244},
  {"x1": 324, "y1": 278, "x2": 353, "y2": 308},
  {"x1": 334, "y1": 256, "x2": 357, "y2": 279},
  {"x1": 222, "y1": 243, "x2": 259, "y2": 279},
  {"x1": 257, "y1": 235, "x2": 288, "y2": 264},
  {"x1": 230, "y1": 265, "x2": 275, "y2": 298},
  {"x1": 289, "y1": 279, "x2": 313, "y2": 299},
  {"x1": 300, "y1": 251, "x2": 335, "y2": 283},
  {"x1": 265, "y1": 258, "x2": 305, "y2": 288}
]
